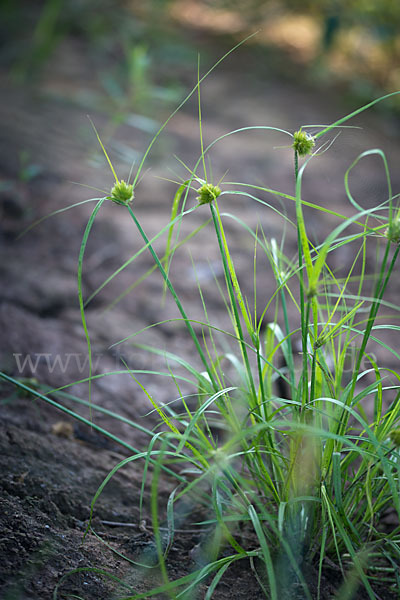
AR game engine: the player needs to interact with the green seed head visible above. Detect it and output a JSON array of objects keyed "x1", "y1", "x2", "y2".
[
  {"x1": 197, "y1": 183, "x2": 221, "y2": 205},
  {"x1": 110, "y1": 180, "x2": 134, "y2": 205},
  {"x1": 385, "y1": 218, "x2": 400, "y2": 244},
  {"x1": 389, "y1": 428, "x2": 400, "y2": 446},
  {"x1": 292, "y1": 130, "x2": 315, "y2": 157}
]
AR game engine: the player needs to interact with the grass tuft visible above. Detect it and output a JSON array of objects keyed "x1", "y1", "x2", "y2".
[{"x1": 3, "y1": 46, "x2": 400, "y2": 600}]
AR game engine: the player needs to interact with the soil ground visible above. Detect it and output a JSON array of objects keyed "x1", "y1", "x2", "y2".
[{"x1": 1, "y1": 17, "x2": 400, "y2": 600}]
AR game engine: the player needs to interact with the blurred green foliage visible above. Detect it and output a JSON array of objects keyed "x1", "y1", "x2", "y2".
[
  {"x1": 0, "y1": 0, "x2": 194, "y2": 119},
  {"x1": 199, "y1": 0, "x2": 400, "y2": 29},
  {"x1": 1, "y1": 0, "x2": 399, "y2": 110},
  {"x1": 168, "y1": 0, "x2": 400, "y2": 101},
  {"x1": 0, "y1": 0, "x2": 141, "y2": 79}
]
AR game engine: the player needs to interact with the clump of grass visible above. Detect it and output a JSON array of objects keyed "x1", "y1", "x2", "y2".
[
  {"x1": 3, "y1": 48, "x2": 400, "y2": 600},
  {"x1": 78, "y1": 88, "x2": 400, "y2": 597}
]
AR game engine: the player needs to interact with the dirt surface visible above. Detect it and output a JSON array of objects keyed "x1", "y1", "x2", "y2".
[{"x1": 1, "y1": 21, "x2": 400, "y2": 600}]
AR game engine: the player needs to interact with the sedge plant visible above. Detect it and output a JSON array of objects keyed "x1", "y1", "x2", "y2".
[{"x1": 3, "y1": 50, "x2": 400, "y2": 600}]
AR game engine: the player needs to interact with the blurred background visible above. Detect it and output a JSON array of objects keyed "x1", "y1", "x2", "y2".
[
  {"x1": 2, "y1": 0, "x2": 400, "y2": 122},
  {"x1": 3, "y1": 0, "x2": 400, "y2": 88},
  {"x1": 1, "y1": 0, "x2": 399, "y2": 208}
]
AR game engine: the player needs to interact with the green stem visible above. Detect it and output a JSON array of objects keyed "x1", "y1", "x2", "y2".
[
  {"x1": 294, "y1": 149, "x2": 309, "y2": 410},
  {"x1": 336, "y1": 242, "x2": 400, "y2": 441},
  {"x1": 126, "y1": 205, "x2": 218, "y2": 392},
  {"x1": 209, "y1": 202, "x2": 258, "y2": 408},
  {"x1": 280, "y1": 286, "x2": 296, "y2": 397},
  {"x1": 78, "y1": 198, "x2": 106, "y2": 417},
  {"x1": 309, "y1": 347, "x2": 317, "y2": 408},
  {"x1": 350, "y1": 242, "x2": 399, "y2": 396},
  {"x1": 256, "y1": 341, "x2": 267, "y2": 418}
]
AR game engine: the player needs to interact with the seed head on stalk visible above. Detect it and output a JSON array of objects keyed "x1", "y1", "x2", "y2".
[
  {"x1": 197, "y1": 182, "x2": 221, "y2": 205},
  {"x1": 385, "y1": 218, "x2": 400, "y2": 244},
  {"x1": 292, "y1": 130, "x2": 315, "y2": 157},
  {"x1": 109, "y1": 179, "x2": 134, "y2": 206}
]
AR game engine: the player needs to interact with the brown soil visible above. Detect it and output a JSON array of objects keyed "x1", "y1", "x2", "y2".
[{"x1": 1, "y1": 14, "x2": 400, "y2": 600}]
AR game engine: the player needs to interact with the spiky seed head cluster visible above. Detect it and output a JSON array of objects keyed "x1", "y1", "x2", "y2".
[
  {"x1": 110, "y1": 180, "x2": 134, "y2": 205},
  {"x1": 197, "y1": 183, "x2": 221, "y2": 205},
  {"x1": 292, "y1": 130, "x2": 315, "y2": 157},
  {"x1": 389, "y1": 428, "x2": 400, "y2": 446},
  {"x1": 385, "y1": 218, "x2": 400, "y2": 244}
]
